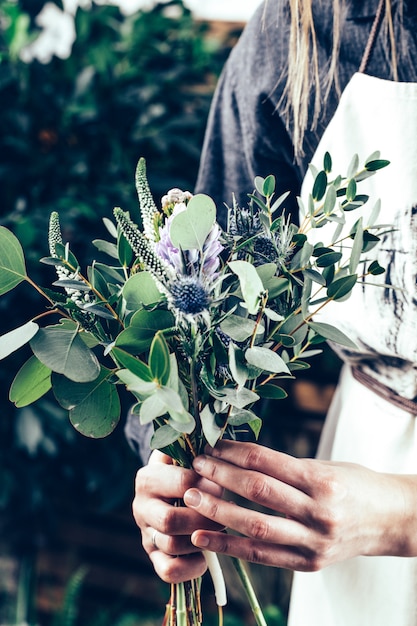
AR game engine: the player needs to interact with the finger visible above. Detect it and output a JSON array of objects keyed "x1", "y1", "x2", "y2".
[
  {"x1": 146, "y1": 527, "x2": 202, "y2": 556},
  {"x1": 184, "y1": 489, "x2": 309, "y2": 549},
  {"x1": 190, "y1": 530, "x2": 317, "y2": 572},
  {"x1": 135, "y1": 463, "x2": 223, "y2": 502},
  {"x1": 192, "y1": 454, "x2": 310, "y2": 519},
  {"x1": 149, "y1": 550, "x2": 208, "y2": 584},
  {"x1": 133, "y1": 496, "x2": 224, "y2": 536},
  {"x1": 207, "y1": 440, "x2": 320, "y2": 496}
]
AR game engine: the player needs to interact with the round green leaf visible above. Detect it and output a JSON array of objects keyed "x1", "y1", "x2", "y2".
[
  {"x1": 123, "y1": 272, "x2": 162, "y2": 310},
  {"x1": 9, "y1": 356, "x2": 52, "y2": 407},
  {"x1": 169, "y1": 194, "x2": 216, "y2": 251},
  {"x1": 0, "y1": 227, "x2": 27, "y2": 295},
  {"x1": 30, "y1": 324, "x2": 100, "y2": 382},
  {"x1": 52, "y1": 369, "x2": 120, "y2": 438},
  {"x1": 115, "y1": 309, "x2": 174, "y2": 354}
]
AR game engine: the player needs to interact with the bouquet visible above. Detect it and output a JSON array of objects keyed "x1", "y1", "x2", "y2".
[{"x1": 0, "y1": 152, "x2": 389, "y2": 625}]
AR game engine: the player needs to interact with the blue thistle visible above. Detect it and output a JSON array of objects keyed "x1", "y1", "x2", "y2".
[{"x1": 170, "y1": 276, "x2": 210, "y2": 316}]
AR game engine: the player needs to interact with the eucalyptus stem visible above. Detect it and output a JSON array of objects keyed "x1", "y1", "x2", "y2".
[
  {"x1": 231, "y1": 557, "x2": 268, "y2": 626},
  {"x1": 176, "y1": 582, "x2": 187, "y2": 626}
]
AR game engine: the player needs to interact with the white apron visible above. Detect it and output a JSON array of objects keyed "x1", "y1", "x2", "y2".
[{"x1": 288, "y1": 73, "x2": 417, "y2": 626}]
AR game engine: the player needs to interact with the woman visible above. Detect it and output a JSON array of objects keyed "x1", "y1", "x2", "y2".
[{"x1": 129, "y1": 1, "x2": 417, "y2": 623}]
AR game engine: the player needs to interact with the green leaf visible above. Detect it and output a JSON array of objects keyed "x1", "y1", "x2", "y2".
[
  {"x1": 215, "y1": 386, "x2": 259, "y2": 409},
  {"x1": 368, "y1": 260, "x2": 386, "y2": 276},
  {"x1": 228, "y1": 343, "x2": 248, "y2": 387},
  {"x1": 169, "y1": 194, "x2": 216, "y2": 251},
  {"x1": 262, "y1": 174, "x2": 276, "y2": 197},
  {"x1": 312, "y1": 170, "x2": 327, "y2": 201},
  {"x1": 220, "y1": 315, "x2": 259, "y2": 342},
  {"x1": 315, "y1": 251, "x2": 342, "y2": 268},
  {"x1": 9, "y1": 356, "x2": 52, "y2": 407},
  {"x1": 349, "y1": 219, "x2": 363, "y2": 274},
  {"x1": 229, "y1": 260, "x2": 264, "y2": 315},
  {"x1": 150, "y1": 424, "x2": 180, "y2": 450},
  {"x1": 116, "y1": 369, "x2": 157, "y2": 398},
  {"x1": 346, "y1": 179, "x2": 357, "y2": 203},
  {"x1": 245, "y1": 346, "x2": 290, "y2": 374},
  {"x1": 52, "y1": 369, "x2": 120, "y2": 438},
  {"x1": 30, "y1": 323, "x2": 100, "y2": 382},
  {"x1": 115, "y1": 309, "x2": 174, "y2": 354},
  {"x1": 92, "y1": 239, "x2": 119, "y2": 259},
  {"x1": 327, "y1": 274, "x2": 357, "y2": 300},
  {"x1": 200, "y1": 404, "x2": 223, "y2": 448},
  {"x1": 111, "y1": 346, "x2": 153, "y2": 381},
  {"x1": 0, "y1": 320, "x2": 39, "y2": 360},
  {"x1": 323, "y1": 151, "x2": 332, "y2": 173},
  {"x1": 323, "y1": 185, "x2": 337, "y2": 215},
  {"x1": 149, "y1": 332, "x2": 170, "y2": 385},
  {"x1": 365, "y1": 159, "x2": 390, "y2": 171},
  {"x1": 123, "y1": 272, "x2": 162, "y2": 309},
  {"x1": 308, "y1": 321, "x2": 357, "y2": 349},
  {"x1": 139, "y1": 393, "x2": 168, "y2": 423},
  {"x1": 256, "y1": 384, "x2": 288, "y2": 400},
  {"x1": 117, "y1": 232, "x2": 133, "y2": 266},
  {"x1": 0, "y1": 227, "x2": 27, "y2": 295}
]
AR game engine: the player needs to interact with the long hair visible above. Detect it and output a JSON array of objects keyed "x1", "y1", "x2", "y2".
[{"x1": 269, "y1": 0, "x2": 402, "y2": 155}]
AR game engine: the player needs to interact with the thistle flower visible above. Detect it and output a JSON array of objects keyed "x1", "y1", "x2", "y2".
[
  {"x1": 168, "y1": 275, "x2": 211, "y2": 327},
  {"x1": 227, "y1": 199, "x2": 261, "y2": 238}
]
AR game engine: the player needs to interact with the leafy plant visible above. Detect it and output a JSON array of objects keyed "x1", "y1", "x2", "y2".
[{"x1": 0, "y1": 151, "x2": 390, "y2": 624}]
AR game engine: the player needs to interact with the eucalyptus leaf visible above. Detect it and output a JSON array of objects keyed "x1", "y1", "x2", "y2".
[
  {"x1": 92, "y1": 239, "x2": 119, "y2": 259},
  {"x1": 30, "y1": 324, "x2": 100, "y2": 382},
  {"x1": 115, "y1": 309, "x2": 174, "y2": 354},
  {"x1": 123, "y1": 272, "x2": 162, "y2": 309},
  {"x1": 229, "y1": 260, "x2": 264, "y2": 315},
  {"x1": 0, "y1": 227, "x2": 27, "y2": 295},
  {"x1": 9, "y1": 356, "x2": 52, "y2": 407},
  {"x1": 308, "y1": 321, "x2": 357, "y2": 349},
  {"x1": 312, "y1": 170, "x2": 327, "y2": 201},
  {"x1": 327, "y1": 274, "x2": 357, "y2": 300},
  {"x1": 111, "y1": 346, "x2": 153, "y2": 381},
  {"x1": 52, "y1": 369, "x2": 120, "y2": 438},
  {"x1": 245, "y1": 346, "x2": 290, "y2": 375},
  {"x1": 169, "y1": 194, "x2": 216, "y2": 251},
  {"x1": 215, "y1": 386, "x2": 259, "y2": 409},
  {"x1": 255, "y1": 384, "x2": 288, "y2": 400},
  {"x1": 220, "y1": 315, "x2": 259, "y2": 342},
  {"x1": 151, "y1": 424, "x2": 180, "y2": 449},
  {"x1": 200, "y1": 404, "x2": 223, "y2": 448},
  {"x1": 0, "y1": 321, "x2": 39, "y2": 360},
  {"x1": 116, "y1": 369, "x2": 157, "y2": 398},
  {"x1": 139, "y1": 393, "x2": 168, "y2": 423},
  {"x1": 149, "y1": 332, "x2": 170, "y2": 385}
]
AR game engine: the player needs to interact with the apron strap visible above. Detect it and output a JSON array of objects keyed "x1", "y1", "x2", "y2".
[{"x1": 359, "y1": 0, "x2": 386, "y2": 73}]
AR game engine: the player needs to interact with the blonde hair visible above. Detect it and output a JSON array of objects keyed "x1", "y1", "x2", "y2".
[{"x1": 269, "y1": 0, "x2": 401, "y2": 155}]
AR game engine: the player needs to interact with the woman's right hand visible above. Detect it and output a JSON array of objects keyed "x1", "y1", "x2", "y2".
[{"x1": 132, "y1": 449, "x2": 223, "y2": 583}]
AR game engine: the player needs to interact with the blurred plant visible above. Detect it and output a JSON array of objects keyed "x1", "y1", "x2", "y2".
[{"x1": 0, "y1": 0, "x2": 231, "y2": 554}]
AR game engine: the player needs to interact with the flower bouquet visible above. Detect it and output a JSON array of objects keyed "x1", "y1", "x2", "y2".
[{"x1": 0, "y1": 152, "x2": 389, "y2": 625}]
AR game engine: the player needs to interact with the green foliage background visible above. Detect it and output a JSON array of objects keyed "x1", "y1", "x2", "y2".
[{"x1": 0, "y1": 0, "x2": 234, "y2": 553}]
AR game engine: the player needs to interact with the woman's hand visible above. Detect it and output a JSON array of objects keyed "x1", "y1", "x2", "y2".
[
  {"x1": 182, "y1": 440, "x2": 417, "y2": 571},
  {"x1": 132, "y1": 449, "x2": 224, "y2": 583}
]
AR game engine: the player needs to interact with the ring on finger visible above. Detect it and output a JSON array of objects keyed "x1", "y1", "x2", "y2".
[{"x1": 151, "y1": 529, "x2": 159, "y2": 549}]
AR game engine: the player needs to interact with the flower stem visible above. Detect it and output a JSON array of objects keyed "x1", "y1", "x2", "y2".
[{"x1": 231, "y1": 557, "x2": 268, "y2": 626}]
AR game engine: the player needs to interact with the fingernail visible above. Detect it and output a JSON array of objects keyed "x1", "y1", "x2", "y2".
[
  {"x1": 184, "y1": 489, "x2": 201, "y2": 507},
  {"x1": 193, "y1": 533, "x2": 210, "y2": 548},
  {"x1": 192, "y1": 455, "x2": 205, "y2": 472}
]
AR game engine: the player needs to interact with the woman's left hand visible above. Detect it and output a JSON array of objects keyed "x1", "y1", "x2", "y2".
[{"x1": 183, "y1": 440, "x2": 417, "y2": 571}]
